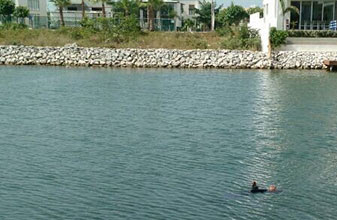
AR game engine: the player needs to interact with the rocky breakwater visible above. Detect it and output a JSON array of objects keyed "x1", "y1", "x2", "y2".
[
  {"x1": 272, "y1": 51, "x2": 337, "y2": 70},
  {"x1": 0, "y1": 44, "x2": 336, "y2": 69}
]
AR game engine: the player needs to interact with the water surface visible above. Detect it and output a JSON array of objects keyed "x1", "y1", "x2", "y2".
[{"x1": 0, "y1": 66, "x2": 336, "y2": 219}]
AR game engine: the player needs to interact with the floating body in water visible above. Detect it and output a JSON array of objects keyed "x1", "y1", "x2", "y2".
[
  {"x1": 251, "y1": 181, "x2": 277, "y2": 193},
  {"x1": 268, "y1": 185, "x2": 277, "y2": 192}
]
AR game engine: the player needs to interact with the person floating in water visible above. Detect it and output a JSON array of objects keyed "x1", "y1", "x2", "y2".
[
  {"x1": 251, "y1": 181, "x2": 277, "y2": 193},
  {"x1": 268, "y1": 185, "x2": 277, "y2": 192},
  {"x1": 251, "y1": 181, "x2": 267, "y2": 193},
  {"x1": 251, "y1": 181, "x2": 278, "y2": 193}
]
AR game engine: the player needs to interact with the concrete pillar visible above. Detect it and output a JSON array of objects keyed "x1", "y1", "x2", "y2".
[
  {"x1": 175, "y1": 3, "x2": 182, "y2": 30},
  {"x1": 156, "y1": 11, "x2": 161, "y2": 31},
  {"x1": 140, "y1": 9, "x2": 144, "y2": 29}
]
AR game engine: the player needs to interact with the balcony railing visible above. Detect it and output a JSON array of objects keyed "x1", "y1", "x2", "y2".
[{"x1": 294, "y1": 20, "x2": 337, "y2": 31}]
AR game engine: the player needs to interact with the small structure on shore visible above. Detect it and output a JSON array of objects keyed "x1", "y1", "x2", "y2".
[{"x1": 323, "y1": 60, "x2": 337, "y2": 71}]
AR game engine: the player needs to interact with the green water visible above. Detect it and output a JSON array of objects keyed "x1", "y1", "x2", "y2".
[{"x1": 0, "y1": 66, "x2": 336, "y2": 219}]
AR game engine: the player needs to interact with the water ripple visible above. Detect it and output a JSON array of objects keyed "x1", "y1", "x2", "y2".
[{"x1": 0, "y1": 67, "x2": 336, "y2": 219}]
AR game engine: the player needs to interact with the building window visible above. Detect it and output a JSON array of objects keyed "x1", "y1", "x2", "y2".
[
  {"x1": 92, "y1": 7, "x2": 102, "y2": 11},
  {"x1": 160, "y1": 4, "x2": 175, "y2": 19},
  {"x1": 313, "y1": 2, "x2": 322, "y2": 21},
  {"x1": 290, "y1": 1, "x2": 300, "y2": 29},
  {"x1": 301, "y1": 1, "x2": 312, "y2": 28},
  {"x1": 189, "y1": 5, "x2": 195, "y2": 15},
  {"x1": 28, "y1": 0, "x2": 40, "y2": 11},
  {"x1": 67, "y1": 7, "x2": 78, "y2": 11}
]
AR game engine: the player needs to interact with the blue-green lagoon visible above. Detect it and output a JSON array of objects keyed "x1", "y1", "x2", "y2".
[{"x1": 0, "y1": 66, "x2": 337, "y2": 219}]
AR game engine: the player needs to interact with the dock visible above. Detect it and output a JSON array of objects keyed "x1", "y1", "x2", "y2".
[{"x1": 323, "y1": 60, "x2": 337, "y2": 71}]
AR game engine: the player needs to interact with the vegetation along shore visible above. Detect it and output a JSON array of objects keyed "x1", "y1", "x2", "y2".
[{"x1": 0, "y1": 1, "x2": 263, "y2": 50}]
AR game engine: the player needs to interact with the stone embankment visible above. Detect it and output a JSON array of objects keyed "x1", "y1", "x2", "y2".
[{"x1": 0, "y1": 44, "x2": 335, "y2": 69}]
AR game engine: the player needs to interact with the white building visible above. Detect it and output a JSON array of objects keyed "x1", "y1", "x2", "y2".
[
  {"x1": 139, "y1": 0, "x2": 202, "y2": 30},
  {"x1": 48, "y1": 0, "x2": 202, "y2": 30},
  {"x1": 49, "y1": 0, "x2": 113, "y2": 27},
  {"x1": 9, "y1": 0, "x2": 48, "y2": 28},
  {"x1": 249, "y1": 0, "x2": 337, "y2": 52},
  {"x1": 249, "y1": 0, "x2": 277, "y2": 52},
  {"x1": 180, "y1": 0, "x2": 202, "y2": 20},
  {"x1": 14, "y1": 0, "x2": 47, "y2": 17},
  {"x1": 258, "y1": 0, "x2": 337, "y2": 30}
]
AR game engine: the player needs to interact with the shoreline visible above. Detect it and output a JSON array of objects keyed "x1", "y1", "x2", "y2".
[{"x1": 0, "y1": 44, "x2": 335, "y2": 70}]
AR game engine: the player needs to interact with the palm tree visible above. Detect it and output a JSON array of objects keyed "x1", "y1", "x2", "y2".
[
  {"x1": 91, "y1": 0, "x2": 109, "y2": 17},
  {"x1": 81, "y1": 0, "x2": 85, "y2": 18},
  {"x1": 144, "y1": 0, "x2": 163, "y2": 31},
  {"x1": 111, "y1": 0, "x2": 140, "y2": 17},
  {"x1": 50, "y1": 0, "x2": 71, "y2": 26},
  {"x1": 195, "y1": 0, "x2": 221, "y2": 31},
  {"x1": 278, "y1": 0, "x2": 299, "y2": 30}
]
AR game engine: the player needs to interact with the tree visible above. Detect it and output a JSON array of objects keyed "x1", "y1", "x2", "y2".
[
  {"x1": 13, "y1": 6, "x2": 30, "y2": 24},
  {"x1": 0, "y1": 0, "x2": 15, "y2": 22},
  {"x1": 221, "y1": 3, "x2": 249, "y2": 26},
  {"x1": 195, "y1": 0, "x2": 221, "y2": 31},
  {"x1": 278, "y1": 0, "x2": 299, "y2": 30},
  {"x1": 160, "y1": 4, "x2": 177, "y2": 19},
  {"x1": 50, "y1": 0, "x2": 71, "y2": 26},
  {"x1": 141, "y1": 0, "x2": 163, "y2": 31},
  {"x1": 81, "y1": 0, "x2": 85, "y2": 18},
  {"x1": 182, "y1": 18, "x2": 194, "y2": 31},
  {"x1": 111, "y1": 0, "x2": 139, "y2": 17},
  {"x1": 91, "y1": 0, "x2": 109, "y2": 17},
  {"x1": 246, "y1": 6, "x2": 263, "y2": 17}
]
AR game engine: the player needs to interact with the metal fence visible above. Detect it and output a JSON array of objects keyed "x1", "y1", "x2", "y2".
[
  {"x1": 0, "y1": 15, "x2": 49, "y2": 28},
  {"x1": 1, "y1": 14, "x2": 178, "y2": 31},
  {"x1": 139, "y1": 18, "x2": 176, "y2": 31}
]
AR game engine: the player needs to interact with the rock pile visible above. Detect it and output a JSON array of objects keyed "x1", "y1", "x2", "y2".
[{"x1": 0, "y1": 45, "x2": 336, "y2": 70}]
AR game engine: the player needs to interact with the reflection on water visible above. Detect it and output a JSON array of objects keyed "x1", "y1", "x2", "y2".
[{"x1": 0, "y1": 67, "x2": 336, "y2": 219}]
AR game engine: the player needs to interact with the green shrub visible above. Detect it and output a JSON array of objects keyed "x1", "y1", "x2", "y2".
[
  {"x1": 13, "y1": 6, "x2": 29, "y2": 20},
  {"x1": 79, "y1": 17, "x2": 96, "y2": 31},
  {"x1": 79, "y1": 16, "x2": 141, "y2": 43},
  {"x1": 287, "y1": 30, "x2": 337, "y2": 38},
  {"x1": 220, "y1": 3, "x2": 249, "y2": 26},
  {"x1": 181, "y1": 19, "x2": 195, "y2": 31},
  {"x1": 221, "y1": 37, "x2": 241, "y2": 49},
  {"x1": 218, "y1": 24, "x2": 261, "y2": 50},
  {"x1": 270, "y1": 27, "x2": 288, "y2": 48},
  {"x1": 116, "y1": 16, "x2": 141, "y2": 38},
  {"x1": 216, "y1": 24, "x2": 234, "y2": 36},
  {"x1": 0, "y1": 22, "x2": 27, "y2": 30},
  {"x1": 0, "y1": 0, "x2": 15, "y2": 21},
  {"x1": 70, "y1": 29, "x2": 84, "y2": 40},
  {"x1": 238, "y1": 24, "x2": 260, "y2": 50}
]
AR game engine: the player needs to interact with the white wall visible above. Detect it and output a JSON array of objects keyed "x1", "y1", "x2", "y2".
[
  {"x1": 263, "y1": 0, "x2": 279, "y2": 28},
  {"x1": 264, "y1": 0, "x2": 293, "y2": 30},
  {"x1": 16, "y1": 0, "x2": 47, "y2": 17},
  {"x1": 249, "y1": 12, "x2": 270, "y2": 52},
  {"x1": 249, "y1": 0, "x2": 292, "y2": 52},
  {"x1": 180, "y1": 0, "x2": 201, "y2": 19}
]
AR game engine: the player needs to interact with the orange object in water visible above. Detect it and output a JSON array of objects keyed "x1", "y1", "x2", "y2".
[{"x1": 269, "y1": 185, "x2": 277, "y2": 192}]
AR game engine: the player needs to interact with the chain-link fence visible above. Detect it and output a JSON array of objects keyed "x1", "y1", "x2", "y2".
[
  {"x1": 139, "y1": 18, "x2": 176, "y2": 31},
  {"x1": 0, "y1": 15, "x2": 49, "y2": 28},
  {"x1": 1, "y1": 14, "x2": 179, "y2": 31}
]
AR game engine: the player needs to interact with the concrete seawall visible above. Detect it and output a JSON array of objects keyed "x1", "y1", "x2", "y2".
[
  {"x1": 280, "y1": 38, "x2": 337, "y2": 52},
  {"x1": 1, "y1": 44, "x2": 336, "y2": 69}
]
